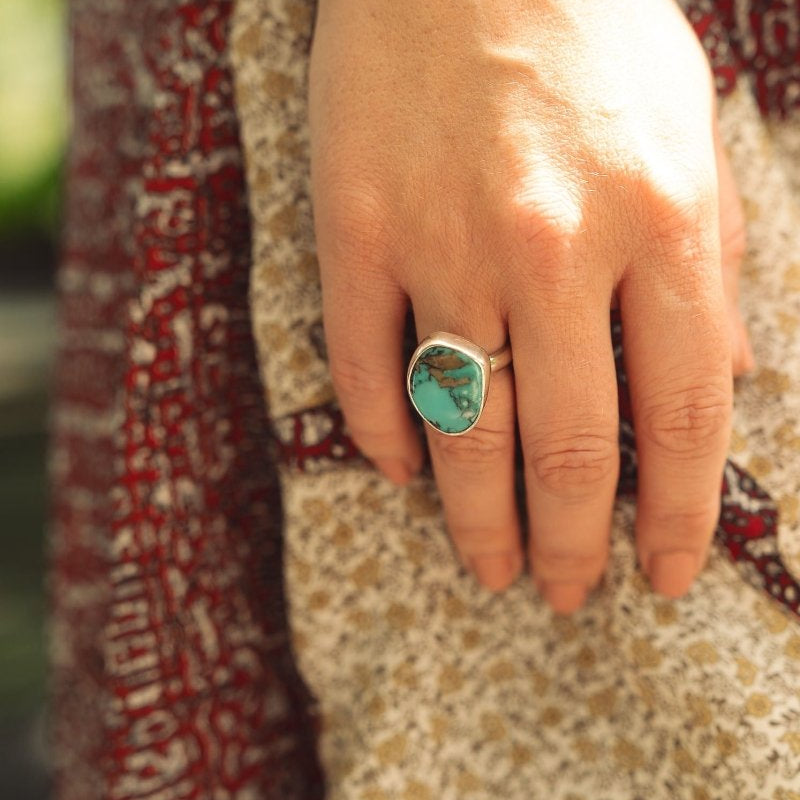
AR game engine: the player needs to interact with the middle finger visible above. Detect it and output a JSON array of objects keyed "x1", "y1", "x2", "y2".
[{"x1": 510, "y1": 265, "x2": 620, "y2": 614}]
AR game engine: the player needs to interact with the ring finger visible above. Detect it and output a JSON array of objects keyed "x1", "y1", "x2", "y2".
[{"x1": 411, "y1": 301, "x2": 523, "y2": 592}]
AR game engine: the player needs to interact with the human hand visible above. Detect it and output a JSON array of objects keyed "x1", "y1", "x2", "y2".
[{"x1": 308, "y1": 0, "x2": 753, "y2": 613}]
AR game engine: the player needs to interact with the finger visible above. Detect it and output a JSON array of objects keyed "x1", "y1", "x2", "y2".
[
  {"x1": 510, "y1": 271, "x2": 620, "y2": 615},
  {"x1": 317, "y1": 208, "x2": 423, "y2": 485},
  {"x1": 412, "y1": 301, "x2": 523, "y2": 592},
  {"x1": 715, "y1": 117, "x2": 755, "y2": 375},
  {"x1": 621, "y1": 210, "x2": 732, "y2": 599}
]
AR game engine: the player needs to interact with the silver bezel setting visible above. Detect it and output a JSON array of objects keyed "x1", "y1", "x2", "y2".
[{"x1": 406, "y1": 331, "x2": 491, "y2": 436}]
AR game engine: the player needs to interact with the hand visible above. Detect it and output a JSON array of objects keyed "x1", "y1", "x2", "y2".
[{"x1": 308, "y1": 0, "x2": 753, "y2": 613}]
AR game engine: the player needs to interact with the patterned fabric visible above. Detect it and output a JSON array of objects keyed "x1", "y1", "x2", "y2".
[
  {"x1": 230, "y1": 0, "x2": 800, "y2": 797},
  {"x1": 49, "y1": 1, "x2": 322, "y2": 798}
]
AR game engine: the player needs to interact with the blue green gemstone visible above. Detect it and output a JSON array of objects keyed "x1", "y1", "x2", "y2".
[{"x1": 409, "y1": 345, "x2": 484, "y2": 434}]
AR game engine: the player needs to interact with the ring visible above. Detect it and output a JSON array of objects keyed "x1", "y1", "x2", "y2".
[{"x1": 406, "y1": 331, "x2": 512, "y2": 436}]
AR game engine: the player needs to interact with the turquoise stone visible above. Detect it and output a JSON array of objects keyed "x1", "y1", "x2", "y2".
[{"x1": 409, "y1": 345, "x2": 484, "y2": 434}]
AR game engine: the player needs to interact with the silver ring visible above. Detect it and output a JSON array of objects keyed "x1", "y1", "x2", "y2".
[{"x1": 406, "y1": 331, "x2": 512, "y2": 436}]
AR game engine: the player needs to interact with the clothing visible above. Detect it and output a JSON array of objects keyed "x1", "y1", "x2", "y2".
[
  {"x1": 50, "y1": 2, "x2": 321, "y2": 797},
  {"x1": 51, "y1": 1, "x2": 800, "y2": 798}
]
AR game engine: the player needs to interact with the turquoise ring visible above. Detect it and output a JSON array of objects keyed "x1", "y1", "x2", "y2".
[{"x1": 406, "y1": 332, "x2": 512, "y2": 436}]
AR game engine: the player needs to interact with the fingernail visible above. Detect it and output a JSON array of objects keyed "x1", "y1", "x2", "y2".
[
  {"x1": 468, "y1": 553, "x2": 521, "y2": 592},
  {"x1": 373, "y1": 458, "x2": 412, "y2": 485},
  {"x1": 647, "y1": 551, "x2": 698, "y2": 598},
  {"x1": 540, "y1": 581, "x2": 588, "y2": 615}
]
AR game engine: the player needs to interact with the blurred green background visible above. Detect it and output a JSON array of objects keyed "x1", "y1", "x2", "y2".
[{"x1": 1, "y1": 0, "x2": 67, "y2": 797}]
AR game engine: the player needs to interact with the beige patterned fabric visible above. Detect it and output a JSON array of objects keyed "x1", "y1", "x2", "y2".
[
  {"x1": 230, "y1": 2, "x2": 800, "y2": 796},
  {"x1": 230, "y1": 0, "x2": 334, "y2": 418}
]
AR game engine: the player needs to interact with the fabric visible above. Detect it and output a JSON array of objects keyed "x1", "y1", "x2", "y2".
[
  {"x1": 51, "y1": 0, "x2": 800, "y2": 798},
  {"x1": 229, "y1": 0, "x2": 800, "y2": 798},
  {"x1": 49, "y1": 1, "x2": 322, "y2": 798}
]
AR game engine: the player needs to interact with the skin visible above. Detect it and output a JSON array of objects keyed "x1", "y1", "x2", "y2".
[{"x1": 308, "y1": 0, "x2": 755, "y2": 613}]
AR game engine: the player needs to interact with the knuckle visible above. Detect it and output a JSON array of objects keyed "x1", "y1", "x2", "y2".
[
  {"x1": 641, "y1": 173, "x2": 718, "y2": 249},
  {"x1": 329, "y1": 350, "x2": 390, "y2": 412},
  {"x1": 645, "y1": 502, "x2": 721, "y2": 542},
  {"x1": 434, "y1": 425, "x2": 511, "y2": 472},
  {"x1": 640, "y1": 381, "x2": 731, "y2": 458},
  {"x1": 505, "y1": 194, "x2": 585, "y2": 293},
  {"x1": 524, "y1": 430, "x2": 618, "y2": 498},
  {"x1": 511, "y1": 196, "x2": 581, "y2": 252},
  {"x1": 323, "y1": 183, "x2": 397, "y2": 266},
  {"x1": 329, "y1": 358, "x2": 404, "y2": 455}
]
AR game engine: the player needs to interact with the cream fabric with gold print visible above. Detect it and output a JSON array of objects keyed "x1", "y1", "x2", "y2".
[{"x1": 231, "y1": 1, "x2": 800, "y2": 797}]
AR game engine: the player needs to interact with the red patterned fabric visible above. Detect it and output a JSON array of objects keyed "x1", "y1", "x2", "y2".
[
  {"x1": 50, "y1": 1, "x2": 800, "y2": 798},
  {"x1": 711, "y1": 0, "x2": 800, "y2": 116},
  {"x1": 50, "y1": 2, "x2": 322, "y2": 798}
]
